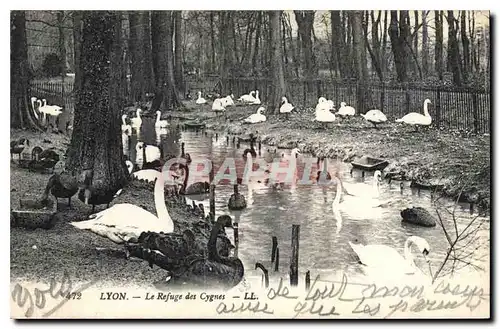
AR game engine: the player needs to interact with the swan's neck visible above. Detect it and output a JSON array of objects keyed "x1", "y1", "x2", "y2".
[
  {"x1": 122, "y1": 117, "x2": 126, "y2": 125},
  {"x1": 403, "y1": 238, "x2": 417, "y2": 269},
  {"x1": 182, "y1": 165, "x2": 189, "y2": 191},
  {"x1": 154, "y1": 173, "x2": 173, "y2": 231},
  {"x1": 43, "y1": 100, "x2": 47, "y2": 106},
  {"x1": 423, "y1": 102, "x2": 430, "y2": 117},
  {"x1": 207, "y1": 222, "x2": 223, "y2": 261},
  {"x1": 332, "y1": 179, "x2": 342, "y2": 207},
  {"x1": 322, "y1": 158, "x2": 328, "y2": 172},
  {"x1": 156, "y1": 112, "x2": 161, "y2": 122},
  {"x1": 136, "y1": 110, "x2": 141, "y2": 119}
]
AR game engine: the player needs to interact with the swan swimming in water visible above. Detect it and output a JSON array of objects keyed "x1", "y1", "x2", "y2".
[
  {"x1": 130, "y1": 109, "x2": 143, "y2": 130},
  {"x1": 342, "y1": 170, "x2": 382, "y2": 198},
  {"x1": 349, "y1": 236, "x2": 431, "y2": 276},
  {"x1": 121, "y1": 114, "x2": 132, "y2": 135},
  {"x1": 155, "y1": 111, "x2": 169, "y2": 128}
]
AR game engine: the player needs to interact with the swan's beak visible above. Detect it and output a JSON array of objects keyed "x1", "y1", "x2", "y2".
[{"x1": 423, "y1": 249, "x2": 430, "y2": 263}]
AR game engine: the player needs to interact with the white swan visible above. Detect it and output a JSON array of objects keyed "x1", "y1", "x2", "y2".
[
  {"x1": 136, "y1": 141, "x2": 161, "y2": 163},
  {"x1": 69, "y1": 170, "x2": 174, "y2": 243},
  {"x1": 195, "y1": 91, "x2": 207, "y2": 104},
  {"x1": 243, "y1": 107, "x2": 266, "y2": 124},
  {"x1": 314, "y1": 107, "x2": 336, "y2": 123},
  {"x1": 224, "y1": 95, "x2": 235, "y2": 106},
  {"x1": 331, "y1": 176, "x2": 385, "y2": 212},
  {"x1": 342, "y1": 170, "x2": 382, "y2": 198},
  {"x1": 279, "y1": 97, "x2": 294, "y2": 117},
  {"x1": 38, "y1": 99, "x2": 62, "y2": 125},
  {"x1": 361, "y1": 109, "x2": 388, "y2": 128},
  {"x1": 130, "y1": 109, "x2": 143, "y2": 130},
  {"x1": 212, "y1": 98, "x2": 227, "y2": 112},
  {"x1": 337, "y1": 102, "x2": 356, "y2": 117},
  {"x1": 30, "y1": 96, "x2": 39, "y2": 119},
  {"x1": 395, "y1": 99, "x2": 432, "y2": 130},
  {"x1": 252, "y1": 90, "x2": 261, "y2": 104},
  {"x1": 121, "y1": 114, "x2": 132, "y2": 135},
  {"x1": 349, "y1": 236, "x2": 431, "y2": 275},
  {"x1": 315, "y1": 97, "x2": 334, "y2": 112},
  {"x1": 155, "y1": 111, "x2": 169, "y2": 128},
  {"x1": 238, "y1": 91, "x2": 256, "y2": 103}
]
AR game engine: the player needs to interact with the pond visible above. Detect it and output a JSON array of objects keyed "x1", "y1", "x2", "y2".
[{"x1": 123, "y1": 116, "x2": 490, "y2": 285}]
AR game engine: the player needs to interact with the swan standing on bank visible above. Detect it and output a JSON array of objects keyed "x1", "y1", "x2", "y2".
[
  {"x1": 70, "y1": 170, "x2": 174, "y2": 244},
  {"x1": 395, "y1": 99, "x2": 432, "y2": 131},
  {"x1": 361, "y1": 110, "x2": 388, "y2": 129},
  {"x1": 243, "y1": 107, "x2": 266, "y2": 124},
  {"x1": 349, "y1": 236, "x2": 431, "y2": 275},
  {"x1": 195, "y1": 91, "x2": 207, "y2": 104},
  {"x1": 121, "y1": 114, "x2": 132, "y2": 135},
  {"x1": 337, "y1": 102, "x2": 356, "y2": 118},
  {"x1": 279, "y1": 97, "x2": 294, "y2": 119}
]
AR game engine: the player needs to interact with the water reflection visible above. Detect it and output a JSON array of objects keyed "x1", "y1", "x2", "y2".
[{"x1": 125, "y1": 119, "x2": 489, "y2": 282}]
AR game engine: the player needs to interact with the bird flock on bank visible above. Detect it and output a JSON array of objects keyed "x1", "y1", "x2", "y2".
[{"x1": 12, "y1": 87, "x2": 438, "y2": 289}]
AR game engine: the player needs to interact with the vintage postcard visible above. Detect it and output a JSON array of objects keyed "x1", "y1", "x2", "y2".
[{"x1": 10, "y1": 9, "x2": 490, "y2": 319}]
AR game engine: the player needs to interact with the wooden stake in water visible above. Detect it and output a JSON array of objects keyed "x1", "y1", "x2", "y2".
[
  {"x1": 290, "y1": 224, "x2": 300, "y2": 286},
  {"x1": 271, "y1": 236, "x2": 278, "y2": 263},
  {"x1": 233, "y1": 222, "x2": 239, "y2": 256},
  {"x1": 274, "y1": 248, "x2": 280, "y2": 272},
  {"x1": 209, "y1": 161, "x2": 216, "y2": 220},
  {"x1": 226, "y1": 135, "x2": 229, "y2": 145},
  {"x1": 258, "y1": 141, "x2": 262, "y2": 155},
  {"x1": 469, "y1": 202, "x2": 474, "y2": 215},
  {"x1": 305, "y1": 270, "x2": 311, "y2": 291},
  {"x1": 215, "y1": 133, "x2": 218, "y2": 141}
]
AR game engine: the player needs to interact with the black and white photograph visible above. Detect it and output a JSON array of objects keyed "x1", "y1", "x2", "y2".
[{"x1": 9, "y1": 7, "x2": 491, "y2": 319}]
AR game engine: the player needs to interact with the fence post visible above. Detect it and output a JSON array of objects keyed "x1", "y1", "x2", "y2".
[
  {"x1": 405, "y1": 83, "x2": 410, "y2": 114},
  {"x1": 289, "y1": 224, "x2": 300, "y2": 287},
  {"x1": 472, "y1": 92, "x2": 479, "y2": 134},
  {"x1": 302, "y1": 80, "x2": 306, "y2": 108},
  {"x1": 436, "y1": 88, "x2": 441, "y2": 129},
  {"x1": 316, "y1": 79, "x2": 322, "y2": 100},
  {"x1": 380, "y1": 83, "x2": 385, "y2": 112}
]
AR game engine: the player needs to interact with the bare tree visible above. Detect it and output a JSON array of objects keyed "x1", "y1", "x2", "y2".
[
  {"x1": 422, "y1": 11, "x2": 429, "y2": 77},
  {"x1": 351, "y1": 11, "x2": 372, "y2": 111},
  {"x1": 435, "y1": 10, "x2": 444, "y2": 80},
  {"x1": 294, "y1": 11, "x2": 317, "y2": 78},
  {"x1": 447, "y1": 11, "x2": 463, "y2": 86},
  {"x1": 460, "y1": 11, "x2": 470, "y2": 82},
  {"x1": 174, "y1": 11, "x2": 184, "y2": 96},
  {"x1": 389, "y1": 11, "x2": 407, "y2": 82},
  {"x1": 129, "y1": 11, "x2": 154, "y2": 103}
]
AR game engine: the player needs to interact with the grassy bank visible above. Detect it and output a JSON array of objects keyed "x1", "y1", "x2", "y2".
[{"x1": 174, "y1": 100, "x2": 491, "y2": 213}]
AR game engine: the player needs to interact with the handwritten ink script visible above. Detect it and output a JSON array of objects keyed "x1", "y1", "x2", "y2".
[
  {"x1": 213, "y1": 274, "x2": 489, "y2": 318},
  {"x1": 11, "y1": 271, "x2": 96, "y2": 318}
]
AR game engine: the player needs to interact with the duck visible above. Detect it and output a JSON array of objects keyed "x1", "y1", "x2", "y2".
[
  {"x1": 400, "y1": 207, "x2": 437, "y2": 227},
  {"x1": 178, "y1": 163, "x2": 210, "y2": 195},
  {"x1": 228, "y1": 184, "x2": 247, "y2": 210},
  {"x1": 155, "y1": 111, "x2": 169, "y2": 128},
  {"x1": 41, "y1": 166, "x2": 79, "y2": 209},
  {"x1": 243, "y1": 107, "x2": 266, "y2": 124},
  {"x1": 337, "y1": 102, "x2": 356, "y2": 118},
  {"x1": 255, "y1": 262, "x2": 270, "y2": 288},
  {"x1": 130, "y1": 108, "x2": 143, "y2": 130},
  {"x1": 279, "y1": 97, "x2": 294, "y2": 119},
  {"x1": 348, "y1": 236, "x2": 431, "y2": 275},
  {"x1": 195, "y1": 91, "x2": 207, "y2": 104},
  {"x1": 252, "y1": 90, "x2": 261, "y2": 104},
  {"x1": 360, "y1": 109, "x2": 388, "y2": 129},
  {"x1": 238, "y1": 90, "x2": 256, "y2": 103},
  {"x1": 121, "y1": 114, "x2": 132, "y2": 134},
  {"x1": 10, "y1": 138, "x2": 30, "y2": 160},
  {"x1": 136, "y1": 141, "x2": 161, "y2": 164},
  {"x1": 395, "y1": 99, "x2": 432, "y2": 131},
  {"x1": 77, "y1": 169, "x2": 128, "y2": 212},
  {"x1": 180, "y1": 142, "x2": 192, "y2": 164},
  {"x1": 71, "y1": 170, "x2": 175, "y2": 242},
  {"x1": 28, "y1": 148, "x2": 60, "y2": 173},
  {"x1": 156, "y1": 215, "x2": 244, "y2": 290}
]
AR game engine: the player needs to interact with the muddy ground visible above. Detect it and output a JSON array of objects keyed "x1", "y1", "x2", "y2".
[{"x1": 173, "y1": 100, "x2": 490, "y2": 212}]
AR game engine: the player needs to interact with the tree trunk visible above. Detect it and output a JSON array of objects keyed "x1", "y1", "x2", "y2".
[
  {"x1": 446, "y1": 11, "x2": 463, "y2": 86},
  {"x1": 150, "y1": 11, "x2": 181, "y2": 112},
  {"x1": 252, "y1": 12, "x2": 261, "y2": 75},
  {"x1": 73, "y1": 11, "x2": 82, "y2": 95},
  {"x1": 413, "y1": 10, "x2": 419, "y2": 75},
  {"x1": 351, "y1": 11, "x2": 372, "y2": 111},
  {"x1": 365, "y1": 10, "x2": 383, "y2": 81},
  {"x1": 388, "y1": 11, "x2": 407, "y2": 82},
  {"x1": 381, "y1": 10, "x2": 388, "y2": 76},
  {"x1": 294, "y1": 11, "x2": 317, "y2": 78},
  {"x1": 66, "y1": 11, "x2": 128, "y2": 195},
  {"x1": 399, "y1": 11, "x2": 411, "y2": 79},
  {"x1": 209, "y1": 12, "x2": 216, "y2": 73},
  {"x1": 129, "y1": 11, "x2": 154, "y2": 103},
  {"x1": 11, "y1": 10, "x2": 41, "y2": 130},
  {"x1": 331, "y1": 11, "x2": 345, "y2": 78},
  {"x1": 435, "y1": 10, "x2": 444, "y2": 80},
  {"x1": 460, "y1": 10, "x2": 470, "y2": 82},
  {"x1": 174, "y1": 11, "x2": 184, "y2": 96},
  {"x1": 269, "y1": 11, "x2": 287, "y2": 114},
  {"x1": 422, "y1": 11, "x2": 429, "y2": 76}
]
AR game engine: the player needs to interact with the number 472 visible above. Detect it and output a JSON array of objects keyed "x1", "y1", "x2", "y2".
[{"x1": 65, "y1": 292, "x2": 82, "y2": 300}]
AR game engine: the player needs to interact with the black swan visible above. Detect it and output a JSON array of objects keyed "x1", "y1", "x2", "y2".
[
  {"x1": 255, "y1": 262, "x2": 269, "y2": 288},
  {"x1": 28, "y1": 148, "x2": 60, "y2": 172},
  {"x1": 400, "y1": 207, "x2": 437, "y2": 227},
  {"x1": 178, "y1": 163, "x2": 210, "y2": 195},
  {"x1": 77, "y1": 169, "x2": 125, "y2": 212},
  {"x1": 181, "y1": 142, "x2": 192, "y2": 164},
  {"x1": 158, "y1": 215, "x2": 244, "y2": 290},
  {"x1": 228, "y1": 184, "x2": 247, "y2": 210},
  {"x1": 242, "y1": 134, "x2": 257, "y2": 158}
]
